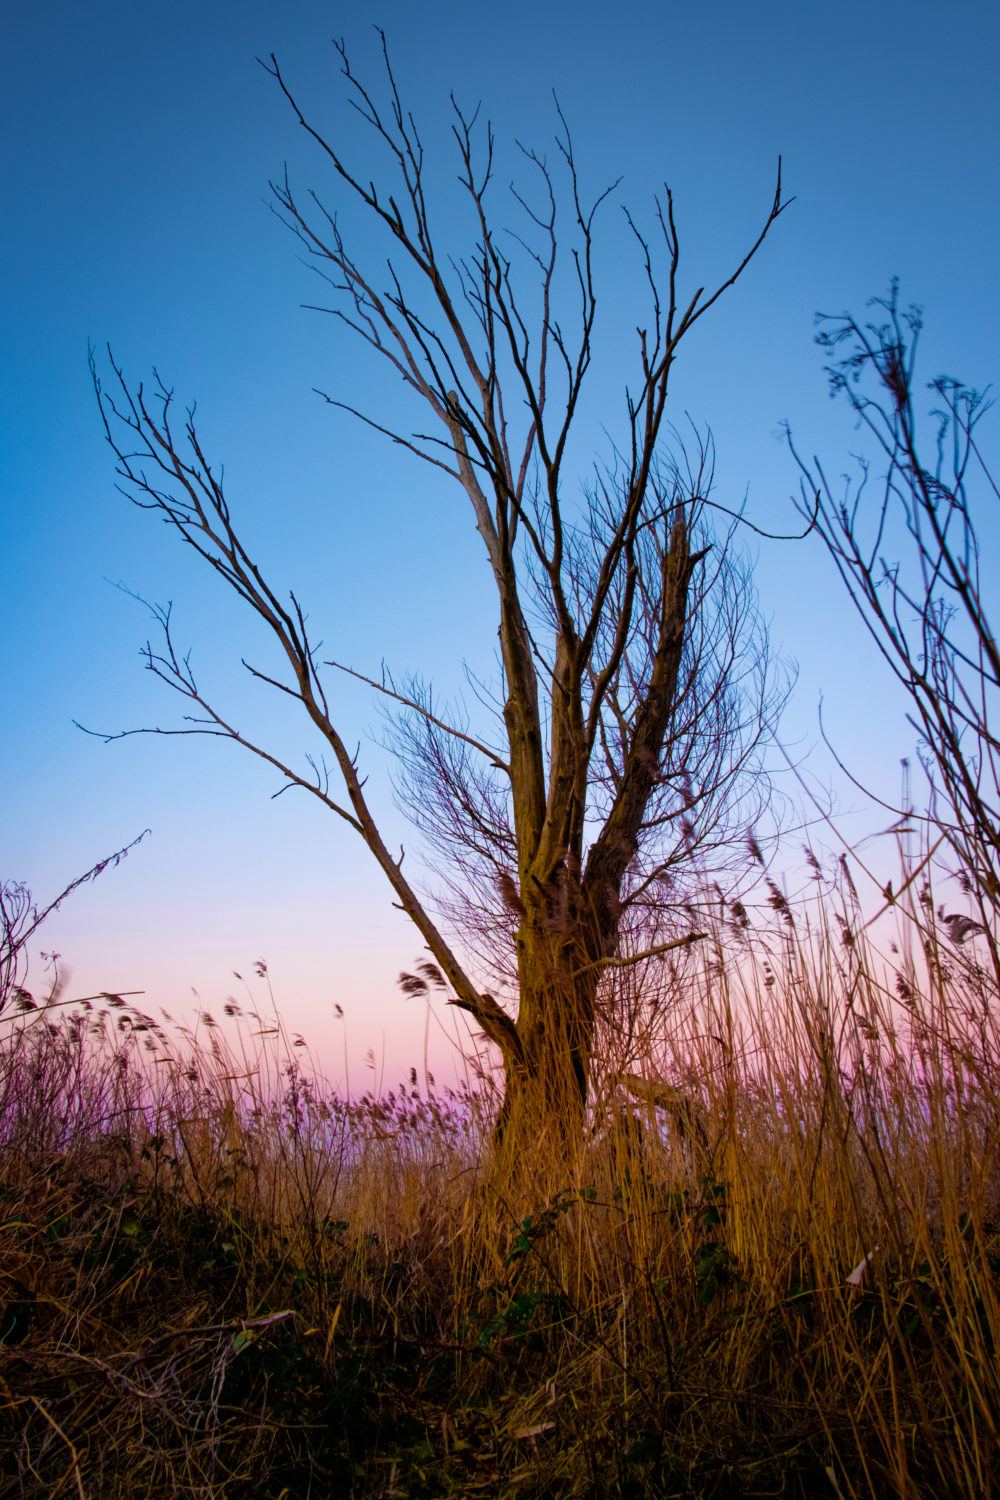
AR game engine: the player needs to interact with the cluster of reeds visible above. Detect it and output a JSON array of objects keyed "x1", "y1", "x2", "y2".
[{"x1": 0, "y1": 849, "x2": 997, "y2": 1498}]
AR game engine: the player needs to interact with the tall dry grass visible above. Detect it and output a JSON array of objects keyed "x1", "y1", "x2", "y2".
[{"x1": 0, "y1": 852, "x2": 997, "y2": 1498}]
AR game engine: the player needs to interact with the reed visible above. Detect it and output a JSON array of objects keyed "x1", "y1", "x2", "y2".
[{"x1": 1, "y1": 851, "x2": 997, "y2": 1497}]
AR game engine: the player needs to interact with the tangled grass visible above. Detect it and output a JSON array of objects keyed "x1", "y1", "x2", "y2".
[{"x1": 1, "y1": 858, "x2": 998, "y2": 1498}]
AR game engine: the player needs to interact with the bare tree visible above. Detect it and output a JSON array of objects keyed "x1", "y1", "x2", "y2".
[
  {"x1": 788, "y1": 283, "x2": 998, "y2": 977},
  {"x1": 91, "y1": 33, "x2": 790, "y2": 1162}
]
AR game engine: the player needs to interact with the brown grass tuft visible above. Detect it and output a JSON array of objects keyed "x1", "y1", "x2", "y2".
[{"x1": 1, "y1": 858, "x2": 998, "y2": 1496}]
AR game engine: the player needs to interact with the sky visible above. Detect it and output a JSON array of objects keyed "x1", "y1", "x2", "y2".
[{"x1": 3, "y1": 0, "x2": 998, "y2": 1089}]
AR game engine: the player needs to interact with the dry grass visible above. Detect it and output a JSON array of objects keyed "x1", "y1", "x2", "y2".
[{"x1": 1, "y1": 860, "x2": 998, "y2": 1498}]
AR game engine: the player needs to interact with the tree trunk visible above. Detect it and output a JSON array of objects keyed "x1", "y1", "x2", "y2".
[
  {"x1": 491, "y1": 867, "x2": 613, "y2": 1177},
  {"x1": 488, "y1": 516, "x2": 699, "y2": 1181},
  {"x1": 493, "y1": 980, "x2": 597, "y2": 1179}
]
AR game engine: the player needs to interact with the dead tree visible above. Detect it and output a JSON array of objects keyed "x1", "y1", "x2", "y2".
[
  {"x1": 91, "y1": 32, "x2": 790, "y2": 1164},
  {"x1": 787, "y1": 283, "x2": 998, "y2": 980}
]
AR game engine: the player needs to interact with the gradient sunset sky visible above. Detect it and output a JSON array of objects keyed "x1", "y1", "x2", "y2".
[{"x1": 4, "y1": 0, "x2": 998, "y2": 1086}]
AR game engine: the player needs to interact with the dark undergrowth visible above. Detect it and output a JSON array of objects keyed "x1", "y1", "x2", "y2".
[{"x1": 2, "y1": 874, "x2": 999, "y2": 1498}]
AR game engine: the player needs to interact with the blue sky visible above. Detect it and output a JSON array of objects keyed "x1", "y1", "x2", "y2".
[{"x1": 3, "y1": 0, "x2": 998, "y2": 1085}]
